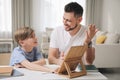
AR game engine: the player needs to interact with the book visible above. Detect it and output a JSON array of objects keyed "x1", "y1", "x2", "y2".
[
  {"x1": 0, "y1": 66, "x2": 13, "y2": 76},
  {"x1": 0, "y1": 68, "x2": 24, "y2": 79},
  {"x1": 78, "y1": 65, "x2": 98, "y2": 72},
  {"x1": 85, "y1": 65, "x2": 98, "y2": 72}
]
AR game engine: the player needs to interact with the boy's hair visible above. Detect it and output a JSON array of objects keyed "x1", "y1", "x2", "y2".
[
  {"x1": 64, "y1": 2, "x2": 83, "y2": 18},
  {"x1": 14, "y1": 27, "x2": 34, "y2": 45}
]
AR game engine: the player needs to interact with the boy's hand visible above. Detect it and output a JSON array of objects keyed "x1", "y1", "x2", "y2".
[{"x1": 51, "y1": 67, "x2": 60, "y2": 74}]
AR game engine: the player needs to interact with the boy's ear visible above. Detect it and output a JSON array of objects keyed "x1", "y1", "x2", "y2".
[{"x1": 19, "y1": 40, "x2": 24, "y2": 45}]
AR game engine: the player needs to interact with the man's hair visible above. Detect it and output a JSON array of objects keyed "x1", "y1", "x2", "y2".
[
  {"x1": 14, "y1": 27, "x2": 34, "y2": 45},
  {"x1": 64, "y1": 2, "x2": 83, "y2": 18}
]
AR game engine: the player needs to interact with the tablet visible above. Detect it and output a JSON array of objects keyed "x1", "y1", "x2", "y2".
[{"x1": 57, "y1": 45, "x2": 87, "y2": 78}]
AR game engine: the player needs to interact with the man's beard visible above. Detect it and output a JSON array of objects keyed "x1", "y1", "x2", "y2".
[{"x1": 67, "y1": 24, "x2": 78, "y2": 31}]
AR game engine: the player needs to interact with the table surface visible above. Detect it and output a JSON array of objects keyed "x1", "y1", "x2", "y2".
[{"x1": 0, "y1": 65, "x2": 107, "y2": 80}]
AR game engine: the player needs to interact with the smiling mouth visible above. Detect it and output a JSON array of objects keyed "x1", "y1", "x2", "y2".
[
  {"x1": 34, "y1": 41, "x2": 38, "y2": 43},
  {"x1": 65, "y1": 26, "x2": 71, "y2": 31},
  {"x1": 64, "y1": 25, "x2": 70, "y2": 29}
]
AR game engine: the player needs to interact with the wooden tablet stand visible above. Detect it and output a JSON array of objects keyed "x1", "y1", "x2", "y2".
[{"x1": 57, "y1": 45, "x2": 88, "y2": 78}]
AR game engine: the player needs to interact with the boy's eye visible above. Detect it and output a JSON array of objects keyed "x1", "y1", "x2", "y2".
[
  {"x1": 29, "y1": 35, "x2": 35, "y2": 38},
  {"x1": 30, "y1": 35, "x2": 33, "y2": 38}
]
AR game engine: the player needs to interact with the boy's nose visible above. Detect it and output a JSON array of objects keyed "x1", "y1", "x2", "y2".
[{"x1": 35, "y1": 37, "x2": 37, "y2": 40}]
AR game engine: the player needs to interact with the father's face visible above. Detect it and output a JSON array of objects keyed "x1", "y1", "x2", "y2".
[{"x1": 63, "y1": 12, "x2": 81, "y2": 31}]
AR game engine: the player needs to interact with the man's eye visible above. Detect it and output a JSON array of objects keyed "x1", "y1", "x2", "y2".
[{"x1": 68, "y1": 20, "x2": 72, "y2": 22}]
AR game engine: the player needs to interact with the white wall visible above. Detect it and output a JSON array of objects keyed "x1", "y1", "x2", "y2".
[
  {"x1": 30, "y1": 0, "x2": 43, "y2": 50},
  {"x1": 95, "y1": 0, "x2": 120, "y2": 33},
  {"x1": 30, "y1": 0, "x2": 42, "y2": 31},
  {"x1": 30, "y1": 0, "x2": 120, "y2": 33}
]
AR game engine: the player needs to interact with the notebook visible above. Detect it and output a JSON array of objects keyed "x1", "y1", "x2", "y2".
[{"x1": 78, "y1": 65, "x2": 98, "y2": 72}]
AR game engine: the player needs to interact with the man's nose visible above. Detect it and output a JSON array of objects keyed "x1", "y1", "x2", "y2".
[{"x1": 63, "y1": 19, "x2": 67, "y2": 25}]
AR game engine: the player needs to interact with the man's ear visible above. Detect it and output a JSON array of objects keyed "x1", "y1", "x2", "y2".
[{"x1": 77, "y1": 17, "x2": 82, "y2": 23}]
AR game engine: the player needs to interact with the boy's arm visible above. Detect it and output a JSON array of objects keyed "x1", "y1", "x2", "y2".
[
  {"x1": 31, "y1": 59, "x2": 46, "y2": 65},
  {"x1": 20, "y1": 59, "x2": 54, "y2": 72}
]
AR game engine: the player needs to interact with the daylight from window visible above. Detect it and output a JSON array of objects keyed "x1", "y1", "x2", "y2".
[
  {"x1": 0, "y1": 0, "x2": 11, "y2": 32},
  {"x1": 39, "y1": 0, "x2": 86, "y2": 29}
]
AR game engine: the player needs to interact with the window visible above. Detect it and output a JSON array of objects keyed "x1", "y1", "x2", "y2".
[
  {"x1": 41, "y1": 0, "x2": 85, "y2": 27},
  {"x1": 0, "y1": 0, "x2": 11, "y2": 53},
  {"x1": 0, "y1": 0, "x2": 12, "y2": 38},
  {"x1": 33, "y1": 0, "x2": 86, "y2": 30}
]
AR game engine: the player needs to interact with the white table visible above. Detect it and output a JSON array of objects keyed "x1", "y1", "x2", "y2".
[{"x1": 0, "y1": 65, "x2": 107, "y2": 80}]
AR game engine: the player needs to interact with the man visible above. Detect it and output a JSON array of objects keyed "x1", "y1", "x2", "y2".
[{"x1": 48, "y1": 2, "x2": 98, "y2": 65}]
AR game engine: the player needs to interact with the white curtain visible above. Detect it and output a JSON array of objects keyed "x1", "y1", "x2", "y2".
[
  {"x1": 85, "y1": 0, "x2": 96, "y2": 25},
  {"x1": 33, "y1": 0, "x2": 86, "y2": 31},
  {"x1": 0, "y1": 0, "x2": 11, "y2": 52},
  {"x1": 12, "y1": 0, "x2": 31, "y2": 48},
  {"x1": 0, "y1": 0, "x2": 31, "y2": 52},
  {"x1": 0, "y1": 0, "x2": 12, "y2": 38}
]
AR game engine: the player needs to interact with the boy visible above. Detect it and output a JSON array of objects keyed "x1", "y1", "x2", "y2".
[{"x1": 10, "y1": 27, "x2": 56, "y2": 73}]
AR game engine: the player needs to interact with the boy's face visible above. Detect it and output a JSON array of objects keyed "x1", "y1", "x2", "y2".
[{"x1": 19, "y1": 32, "x2": 38, "y2": 48}]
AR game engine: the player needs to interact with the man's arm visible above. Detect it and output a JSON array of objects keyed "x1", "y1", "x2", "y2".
[
  {"x1": 83, "y1": 47, "x2": 95, "y2": 65},
  {"x1": 48, "y1": 48, "x2": 62, "y2": 65},
  {"x1": 83, "y1": 24, "x2": 97, "y2": 65}
]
